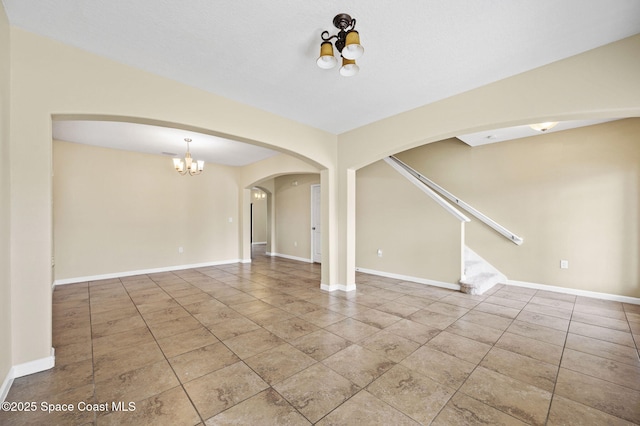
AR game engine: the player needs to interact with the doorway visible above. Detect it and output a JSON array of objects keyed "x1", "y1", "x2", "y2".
[{"x1": 311, "y1": 184, "x2": 321, "y2": 263}]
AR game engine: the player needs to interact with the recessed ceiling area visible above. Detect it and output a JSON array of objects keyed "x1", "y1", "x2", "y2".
[
  {"x1": 52, "y1": 120, "x2": 280, "y2": 167},
  {"x1": 457, "y1": 119, "x2": 620, "y2": 147}
]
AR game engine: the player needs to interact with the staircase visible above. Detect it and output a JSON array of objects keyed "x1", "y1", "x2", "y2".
[{"x1": 460, "y1": 246, "x2": 507, "y2": 295}]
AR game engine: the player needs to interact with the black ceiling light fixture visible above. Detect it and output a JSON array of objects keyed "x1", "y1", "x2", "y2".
[{"x1": 316, "y1": 13, "x2": 364, "y2": 77}]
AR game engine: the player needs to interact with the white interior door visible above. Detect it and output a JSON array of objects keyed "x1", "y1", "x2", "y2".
[{"x1": 311, "y1": 184, "x2": 321, "y2": 263}]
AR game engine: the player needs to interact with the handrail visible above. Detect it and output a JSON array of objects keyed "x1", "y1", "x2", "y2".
[
  {"x1": 383, "y1": 157, "x2": 470, "y2": 223},
  {"x1": 387, "y1": 156, "x2": 524, "y2": 245}
]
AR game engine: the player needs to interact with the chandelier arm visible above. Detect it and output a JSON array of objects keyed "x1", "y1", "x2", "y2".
[
  {"x1": 350, "y1": 18, "x2": 356, "y2": 30},
  {"x1": 321, "y1": 31, "x2": 338, "y2": 42}
]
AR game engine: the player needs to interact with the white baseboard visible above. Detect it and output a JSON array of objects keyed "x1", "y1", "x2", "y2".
[
  {"x1": 251, "y1": 242, "x2": 267, "y2": 245},
  {"x1": 355, "y1": 267, "x2": 461, "y2": 291},
  {"x1": 270, "y1": 253, "x2": 313, "y2": 263},
  {"x1": 53, "y1": 259, "x2": 243, "y2": 286},
  {"x1": 321, "y1": 282, "x2": 357, "y2": 292},
  {"x1": 1, "y1": 348, "x2": 55, "y2": 403},
  {"x1": 507, "y1": 279, "x2": 640, "y2": 305}
]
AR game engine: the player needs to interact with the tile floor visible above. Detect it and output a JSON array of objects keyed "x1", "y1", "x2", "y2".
[{"x1": 2, "y1": 247, "x2": 640, "y2": 425}]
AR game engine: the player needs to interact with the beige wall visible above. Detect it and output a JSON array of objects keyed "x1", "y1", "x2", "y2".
[
  {"x1": 357, "y1": 160, "x2": 462, "y2": 284},
  {"x1": 274, "y1": 174, "x2": 320, "y2": 260},
  {"x1": 0, "y1": 3, "x2": 11, "y2": 389},
  {"x1": 53, "y1": 140, "x2": 241, "y2": 280},
  {"x1": 388, "y1": 119, "x2": 639, "y2": 297}
]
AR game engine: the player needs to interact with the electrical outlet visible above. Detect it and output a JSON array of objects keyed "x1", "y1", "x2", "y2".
[
  {"x1": 560, "y1": 260, "x2": 568, "y2": 269},
  {"x1": 294, "y1": 241, "x2": 298, "y2": 247},
  {"x1": 377, "y1": 249, "x2": 383, "y2": 257},
  {"x1": 178, "y1": 247, "x2": 184, "y2": 254}
]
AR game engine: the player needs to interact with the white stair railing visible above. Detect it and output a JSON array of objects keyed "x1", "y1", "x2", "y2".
[{"x1": 387, "y1": 156, "x2": 524, "y2": 245}]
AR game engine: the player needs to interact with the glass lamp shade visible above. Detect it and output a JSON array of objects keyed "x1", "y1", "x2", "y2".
[
  {"x1": 172, "y1": 158, "x2": 184, "y2": 172},
  {"x1": 316, "y1": 42, "x2": 337, "y2": 69},
  {"x1": 529, "y1": 122, "x2": 559, "y2": 132},
  {"x1": 340, "y1": 57, "x2": 359, "y2": 77},
  {"x1": 197, "y1": 160, "x2": 205, "y2": 171},
  {"x1": 342, "y1": 30, "x2": 364, "y2": 60}
]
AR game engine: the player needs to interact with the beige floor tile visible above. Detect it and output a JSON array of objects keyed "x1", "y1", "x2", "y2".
[
  {"x1": 571, "y1": 311, "x2": 631, "y2": 332},
  {"x1": 98, "y1": 386, "x2": 200, "y2": 426},
  {"x1": 374, "y1": 300, "x2": 422, "y2": 318},
  {"x1": 352, "y1": 308, "x2": 403, "y2": 329},
  {"x1": 184, "y1": 361, "x2": 268, "y2": 420},
  {"x1": 565, "y1": 333, "x2": 640, "y2": 366},
  {"x1": 368, "y1": 364, "x2": 455, "y2": 424},
  {"x1": 95, "y1": 359, "x2": 180, "y2": 405},
  {"x1": 92, "y1": 326, "x2": 156, "y2": 357},
  {"x1": 298, "y1": 308, "x2": 347, "y2": 327},
  {"x1": 324, "y1": 317, "x2": 380, "y2": 342},
  {"x1": 93, "y1": 340, "x2": 165, "y2": 383},
  {"x1": 426, "y1": 331, "x2": 492, "y2": 364},
  {"x1": 359, "y1": 330, "x2": 421, "y2": 362},
  {"x1": 529, "y1": 295, "x2": 575, "y2": 310},
  {"x1": 574, "y1": 303, "x2": 627, "y2": 319},
  {"x1": 460, "y1": 310, "x2": 513, "y2": 331},
  {"x1": 206, "y1": 316, "x2": 261, "y2": 340},
  {"x1": 495, "y1": 332, "x2": 563, "y2": 365},
  {"x1": 323, "y1": 344, "x2": 395, "y2": 387},
  {"x1": 244, "y1": 343, "x2": 316, "y2": 385},
  {"x1": 555, "y1": 368, "x2": 640, "y2": 424},
  {"x1": 523, "y1": 302, "x2": 573, "y2": 320},
  {"x1": 223, "y1": 327, "x2": 284, "y2": 359},
  {"x1": 205, "y1": 388, "x2": 310, "y2": 425},
  {"x1": 484, "y1": 294, "x2": 528, "y2": 310},
  {"x1": 393, "y1": 294, "x2": 437, "y2": 309},
  {"x1": 1, "y1": 383, "x2": 96, "y2": 426},
  {"x1": 561, "y1": 348, "x2": 640, "y2": 391},
  {"x1": 156, "y1": 326, "x2": 219, "y2": 358},
  {"x1": 146, "y1": 314, "x2": 202, "y2": 339},
  {"x1": 245, "y1": 307, "x2": 296, "y2": 326},
  {"x1": 90, "y1": 304, "x2": 139, "y2": 325},
  {"x1": 264, "y1": 317, "x2": 319, "y2": 341},
  {"x1": 316, "y1": 390, "x2": 419, "y2": 426},
  {"x1": 230, "y1": 299, "x2": 275, "y2": 315},
  {"x1": 517, "y1": 310, "x2": 570, "y2": 331},
  {"x1": 139, "y1": 305, "x2": 190, "y2": 325},
  {"x1": 422, "y1": 301, "x2": 470, "y2": 319},
  {"x1": 481, "y1": 347, "x2": 558, "y2": 392},
  {"x1": 506, "y1": 320, "x2": 566, "y2": 346},
  {"x1": 54, "y1": 340, "x2": 93, "y2": 367},
  {"x1": 445, "y1": 319, "x2": 504, "y2": 345},
  {"x1": 473, "y1": 301, "x2": 521, "y2": 319},
  {"x1": 273, "y1": 363, "x2": 360, "y2": 423},
  {"x1": 547, "y1": 394, "x2": 635, "y2": 426},
  {"x1": 569, "y1": 321, "x2": 636, "y2": 347},
  {"x1": 408, "y1": 309, "x2": 459, "y2": 330},
  {"x1": 290, "y1": 329, "x2": 352, "y2": 361},
  {"x1": 459, "y1": 366, "x2": 552, "y2": 426},
  {"x1": 401, "y1": 346, "x2": 476, "y2": 389},
  {"x1": 384, "y1": 318, "x2": 441, "y2": 344},
  {"x1": 169, "y1": 342, "x2": 240, "y2": 383},
  {"x1": 432, "y1": 392, "x2": 528, "y2": 426}
]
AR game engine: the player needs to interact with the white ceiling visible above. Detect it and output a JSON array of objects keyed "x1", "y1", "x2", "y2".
[
  {"x1": 52, "y1": 120, "x2": 279, "y2": 167},
  {"x1": 5, "y1": 1, "x2": 640, "y2": 164}
]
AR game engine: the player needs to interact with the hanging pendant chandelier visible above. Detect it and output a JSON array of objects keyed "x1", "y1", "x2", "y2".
[
  {"x1": 316, "y1": 13, "x2": 364, "y2": 77},
  {"x1": 172, "y1": 138, "x2": 204, "y2": 176}
]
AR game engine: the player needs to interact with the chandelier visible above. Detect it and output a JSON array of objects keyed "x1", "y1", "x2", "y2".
[
  {"x1": 316, "y1": 13, "x2": 364, "y2": 77},
  {"x1": 172, "y1": 138, "x2": 204, "y2": 176}
]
